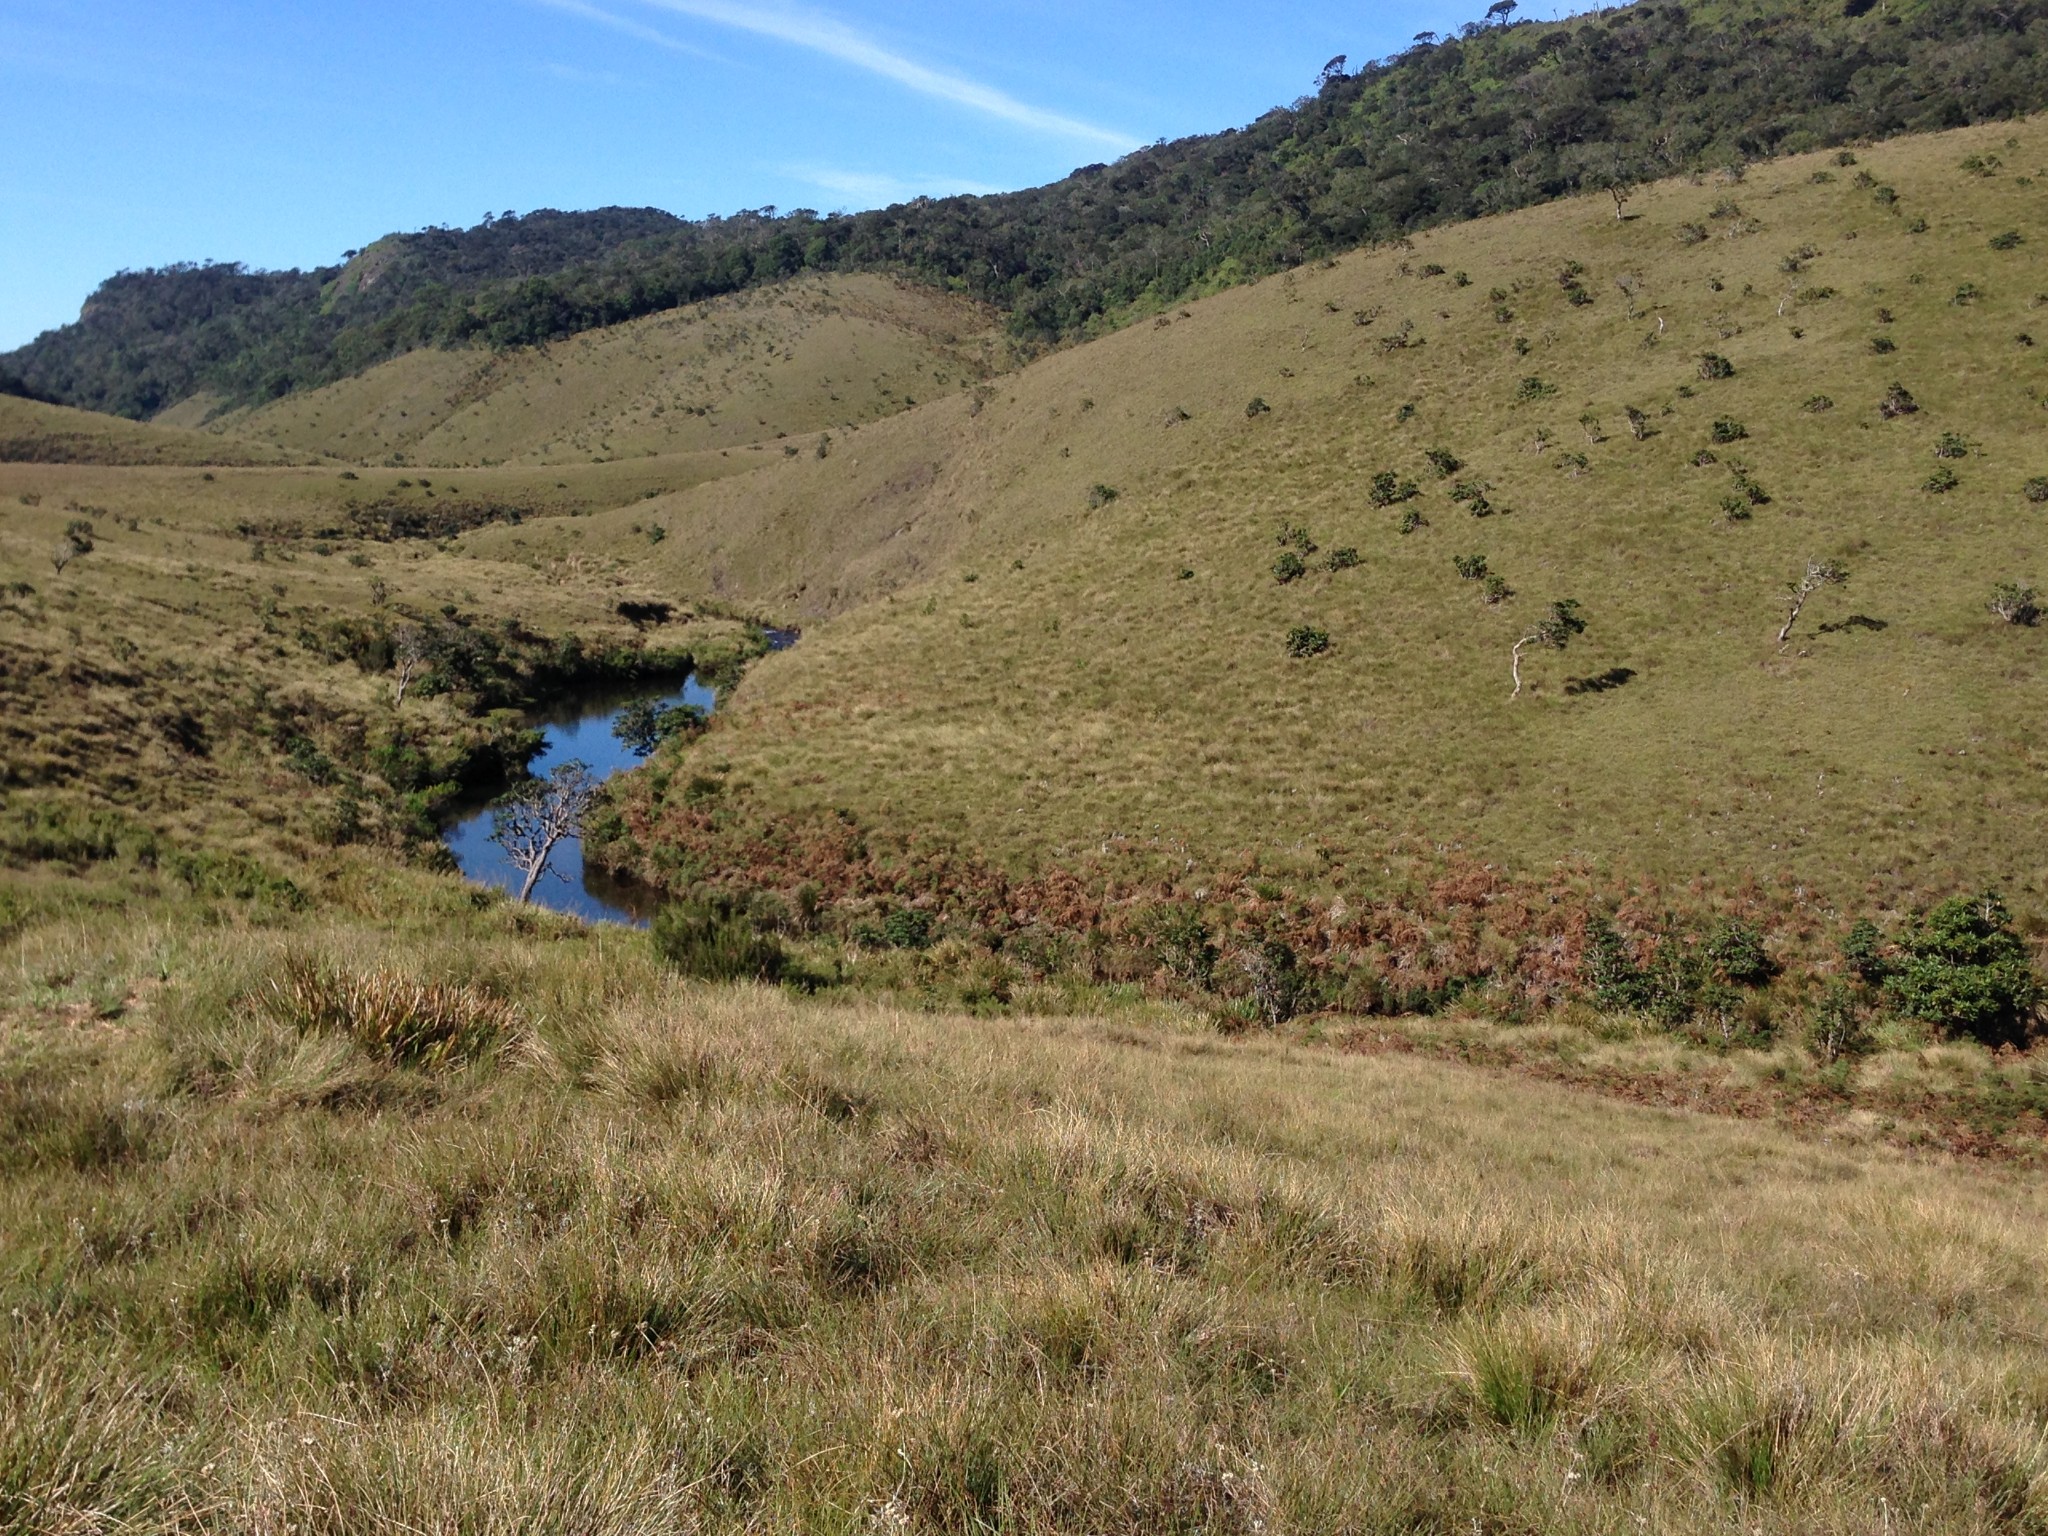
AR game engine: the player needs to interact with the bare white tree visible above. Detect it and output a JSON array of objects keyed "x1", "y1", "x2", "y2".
[
  {"x1": 1777, "y1": 561, "x2": 1848, "y2": 650},
  {"x1": 489, "y1": 761, "x2": 601, "y2": 904},
  {"x1": 392, "y1": 623, "x2": 430, "y2": 706},
  {"x1": 1511, "y1": 600, "x2": 1588, "y2": 698}
]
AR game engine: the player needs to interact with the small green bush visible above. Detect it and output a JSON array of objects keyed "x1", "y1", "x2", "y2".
[
  {"x1": 1285, "y1": 625, "x2": 1331, "y2": 659},
  {"x1": 1990, "y1": 583, "x2": 2040, "y2": 626},
  {"x1": 1805, "y1": 983, "x2": 1872, "y2": 1065},
  {"x1": 1802, "y1": 395, "x2": 1834, "y2": 414},
  {"x1": 1710, "y1": 419, "x2": 1747, "y2": 444},
  {"x1": 1934, "y1": 432, "x2": 1970, "y2": 460},
  {"x1": 1879, "y1": 382, "x2": 1918, "y2": 419},
  {"x1": 2023, "y1": 478, "x2": 2048, "y2": 504},
  {"x1": 1870, "y1": 336, "x2": 1897, "y2": 355},
  {"x1": 1369, "y1": 471, "x2": 1420, "y2": 507},
  {"x1": 1398, "y1": 507, "x2": 1427, "y2": 534},
  {"x1": 1515, "y1": 376, "x2": 1557, "y2": 402},
  {"x1": 1481, "y1": 573, "x2": 1514, "y2": 605},
  {"x1": 1697, "y1": 353, "x2": 1735, "y2": 381},
  {"x1": 651, "y1": 896, "x2": 786, "y2": 982},
  {"x1": 1453, "y1": 554, "x2": 1489, "y2": 581},
  {"x1": 1885, "y1": 893, "x2": 2041, "y2": 1047},
  {"x1": 1325, "y1": 546, "x2": 1360, "y2": 572},
  {"x1": 1273, "y1": 552, "x2": 1307, "y2": 585},
  {"x1": 1989, "y1": 230, "x2": 2024, "y2": 251},
  {"x1": 1244, "y1": 397, "x2": 1271, "y2": 418},
  {"x1": 1924, "y1": 467, "x2": 1960, "y2": 494},
  {"x1": 1425, "y1": 447, "x2": 1463, "y2": 477},
  {"x1": 1087, "y1": 483, "x2": 1119, "y2": 508}
]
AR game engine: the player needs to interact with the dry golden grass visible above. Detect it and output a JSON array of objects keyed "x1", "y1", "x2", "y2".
[
  {"x1": 4, "y1": 901, "x2": 2048, "y2": 1531},
  {"x1": 185, "y1": 275, "x2": 1003, "y2": 467}
]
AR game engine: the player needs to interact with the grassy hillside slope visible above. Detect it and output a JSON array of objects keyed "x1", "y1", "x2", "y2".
[
  {"x1": 182, "y1": 276, "x2": 1001, "y2": 468},
  {"x1": 7, "y1": 904, "x2": 2048, "y2": 1531},
  {"x1": 576, "y1": 118, "x2": 2048, "y2": 910},
  {"x1": 0, "y1": 395, "x2": 300, "y2": 467}
]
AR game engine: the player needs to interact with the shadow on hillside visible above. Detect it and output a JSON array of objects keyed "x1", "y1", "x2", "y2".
[{"x1": 1564, "y1": 667, "x2": 1637, "y2": 696}]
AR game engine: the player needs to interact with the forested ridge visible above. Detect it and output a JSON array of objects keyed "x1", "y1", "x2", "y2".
[{"x1": 9, "y1": 0, "x2": 2047, "y2": 420}]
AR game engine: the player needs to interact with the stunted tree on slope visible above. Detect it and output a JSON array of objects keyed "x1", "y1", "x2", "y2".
[
  {"x1": 489, "y1": 761, "x2": 601, "y2": 904},
  {"x1": 1777, "y1": 561, "x2": 1848, "y2": 650},
  {"x1": 1510, "y1": 600, "x2": 1587, "y2": 698}
]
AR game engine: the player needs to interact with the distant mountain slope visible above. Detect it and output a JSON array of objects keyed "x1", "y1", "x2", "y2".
[
  {"x1": 8, "y1": 0, "x2": 2047, "y2": 419},
  {"x1": 188, "y1": 276, "x2": 1000, "y2": 467},
  {"x1": 0, "y1": 395, "x2": 300, "y2": 467},
  {"x1": 533, "y1": 115, "x2": 2048, "y2": 905}
]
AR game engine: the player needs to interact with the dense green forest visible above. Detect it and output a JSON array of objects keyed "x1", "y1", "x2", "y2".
[{"x1": 9, "y1": 0, "x2": 2048, "y2": 419}]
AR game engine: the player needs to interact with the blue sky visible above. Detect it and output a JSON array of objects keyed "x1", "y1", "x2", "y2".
[{"x1": 1, "y1": 0, "x2": 1518, "y2": 351}]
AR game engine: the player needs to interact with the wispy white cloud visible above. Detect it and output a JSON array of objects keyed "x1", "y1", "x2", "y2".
[
  {"x1": 624, "y1": 0, "x2": 1138, "y2": 152},
  {"x1": 782, "y1": 164, "x2": 1003, "y2": 207},
  {"x1": 531, "y1": 0, "x2": 722, "y2": 62}
]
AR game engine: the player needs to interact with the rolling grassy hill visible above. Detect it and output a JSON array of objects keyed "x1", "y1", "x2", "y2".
[
  {"x1": 169, "y1": 276, "x2": 1002, "y2": 468},
  {"x1": 0, "y1": 394, "x2": 302, "y2": 468},
  {"x1": 545, "y1": 117, "x2": 2048, "y2": 924}
]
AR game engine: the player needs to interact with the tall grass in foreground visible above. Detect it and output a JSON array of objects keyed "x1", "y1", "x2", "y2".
[{"x1": 4, "y1": 908, "x2": 2048, "y2": 1532}]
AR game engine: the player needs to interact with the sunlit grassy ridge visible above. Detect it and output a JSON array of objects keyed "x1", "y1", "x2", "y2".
[
  {"x1": 579, "y1": 118, "x2": 2048, "y2": 910},
  {"x1": 6, "y1": 902, "x2": 2048, "y2": 1531},
  {"x1": 0, "y1": 395, "x2": 299, "y2": 468},
  {"x1": 168, "y1": 276, "x2": 1001, "y2": 468}
]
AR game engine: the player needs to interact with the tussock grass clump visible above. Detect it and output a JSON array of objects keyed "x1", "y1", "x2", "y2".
[{"x1": 259, "y1": 952, "x2": 517, "y2": 1068}]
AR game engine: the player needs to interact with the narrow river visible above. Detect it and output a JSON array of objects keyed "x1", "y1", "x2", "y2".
[{"x1": 440, "y1": 673, "x2": 717, "y2": 927}]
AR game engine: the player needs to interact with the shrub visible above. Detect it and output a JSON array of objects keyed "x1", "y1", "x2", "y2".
[
  {"x1": 1720, "y1": 497, "x2": 1753, "y2": 523},
  {"x1": 1277, "y1": 524, "x2": 1317, "y2": 553},
  {"x1": 1285, "y1": 625, "x2": 1331, "y2": 658},
  {"x1": 1733, "y1": 470, "x2": 1771, "y2": 506},
  {"x1": 1369, "y1": 471, "x2": 1419, "y2": 507},
  {"x1": 1805, "y1": 983, "x2": 1872, "y2": 1065},
  {"x1": 1924, "y1": 467, "x2": 1960, "y2": 494},
  {"x1": 1871, "y1": 184, "x2": 1898, "y2": 206},
  {"x1": 1951, "y1": 283, "x2": 1981, "y2": 307},
  {"x1": 1245, "y1": 397, "x2": 1271, "y2": 418},
  {"x1": 1990, "y1": 230, "x2": 2025, "y2": 251},
  {"x1": 1425, "y1": 447, "x2": 1463, "y2": 477},
  {"x1": 879, "y1": 908, "x2": 934, "y2": 950},
  {"x1": 1697, "y1": 353, "x2": 1735, "y2": 380},
  {"x1": 1237, "y1": 939, "x2": 1306, "y2": 1025},
  {"x1": 1879, "y1": 382, "x2": 1919, "y2": 419},
  {"x1": 1990, "y1": 583, "x2": 2040, "y2": 626},
  {"x1": 1398, "y1": 507, "x2": 1426, "y2": 534},
  {"x1": 1453, "y1": 554, "x2": 1490, "y2": 580},
  {"x1": 1710, "y1": 419, "x2": 1747, "y2": 444},
  {"x1": 1934, "y1": 432, "x2": 1970, "y2": 460},
  {"x1": 1149, "y1": 905, "x2": 1218, "y2": 989},
  {"x1": 1693, "y1": 449, "x2": 1720, "y2": 467},
  {"x1": 2024, "y1": 478, "x2": 2048, "y2": 504},
  {"x1": 1677, "y1": 222, "x2": 1708, "y2": 246},
  {"x1": 1087, "y1": 483, "x2": 1119, "y2": 508},
  {"x1": 1802, "y1": 395, "x2": 1834, "y2": 413},
  {"x1": 1885, "y1": 893, "x2": 2041, "y2": 1047},
  {"x1": 1272, "y1": 552, "x2": 1307, "y2": 585},
  {"x1": 1841, "y1": 921, "x2": 1890, "y2": 986},
  {"x1": 1325, "y1": 546, "x2": 1360, "y2": 572},
  {"x1": 1705, "y1": 920, "x2": 1775, "y2": 987},
  {"x1": 1514, "y1": 376, "x2": 1557, "y2": 402},
  {"x1": 651, "y1": 896, "x2": 787, "y2": 981},
  {"x1": 1870, "y1": 336, "x2": 1897, "y2": 355},
  {"x1": 1481, "y1": 573, "x2": 1514, "y2": 605}
]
